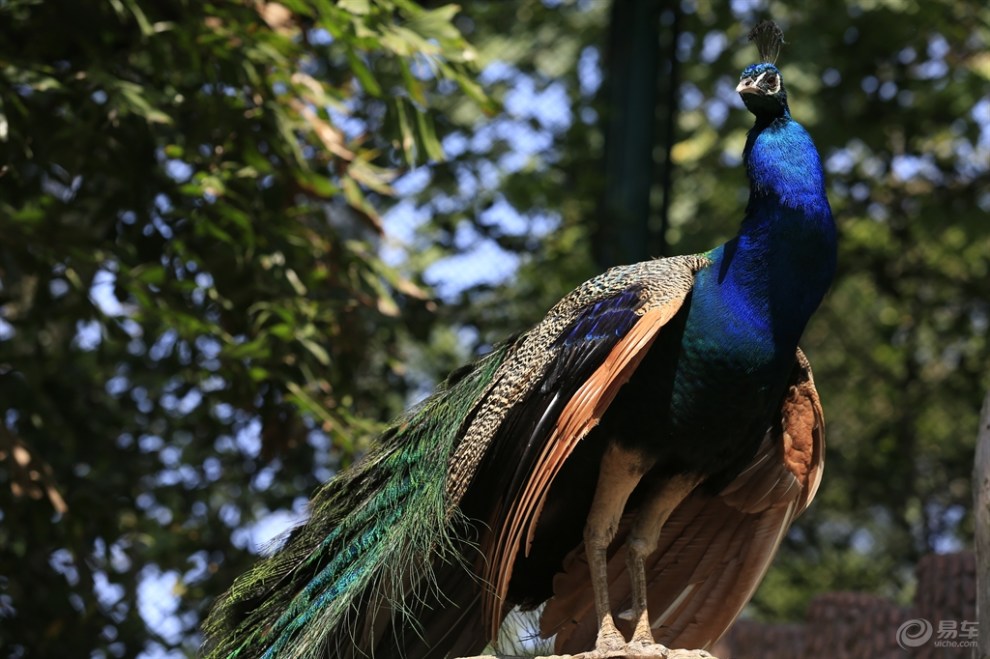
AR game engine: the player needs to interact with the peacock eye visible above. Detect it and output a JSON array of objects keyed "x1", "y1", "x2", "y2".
[{"x1": 764, "y1": 73, "x2": 778, "y2": 87}]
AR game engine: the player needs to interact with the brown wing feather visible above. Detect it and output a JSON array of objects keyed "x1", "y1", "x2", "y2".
[
  {"x1": 482, "y1": 298, "x2": 692, "y2": 639},
  {"x1": 541, "y1": 349, "x2": 825, "y2": 652}
]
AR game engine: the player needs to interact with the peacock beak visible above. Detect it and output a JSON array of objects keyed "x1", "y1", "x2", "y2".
[{"x1": 736, "y1": 79, "x2": 763, "y2": 95}]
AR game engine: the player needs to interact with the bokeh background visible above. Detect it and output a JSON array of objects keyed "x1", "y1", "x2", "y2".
[{"x1": 1, "y1": 0, "x2": 988, "y2": 656}]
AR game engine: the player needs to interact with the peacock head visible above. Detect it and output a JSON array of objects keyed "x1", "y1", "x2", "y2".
[
  {"x1": 736, "y1": 62, "x2": 788, "y2": 119},
  {"x1": 737, "y1": 20, "x2": 788, "y2": 119}
]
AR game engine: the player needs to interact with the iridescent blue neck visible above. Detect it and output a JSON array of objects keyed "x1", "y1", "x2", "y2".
[
  {"x1": 744, "y1": 112, "x2": 829, "y2": 214},
  {"x1": 705, "y1": 114, "x2": 837, "y2": 348}
]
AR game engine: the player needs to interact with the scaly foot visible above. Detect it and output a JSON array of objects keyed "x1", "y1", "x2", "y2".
[
  {"x1": 622, "y1": 616, "x2": 670, "y2": 656},
  {"x1": 624, "y1": 638, "x2": 670, "y2": 657},
  {"x1": 570, "y1": 616, "x2": 627, "y2": 658}
]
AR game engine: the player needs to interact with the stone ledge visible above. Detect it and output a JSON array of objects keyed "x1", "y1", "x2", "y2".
[{"x1": 457, "y1": 650, "x2": 716, "y2": 659}]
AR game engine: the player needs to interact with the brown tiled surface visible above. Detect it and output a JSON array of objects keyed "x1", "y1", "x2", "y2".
[
  {"x1": 717, "y1": 551, "x2": 976, "y2": 659},
  {"x1": 914, "y1": 552, "x2": 978, "y2": 659},
  {"x1": 714, "y1": 620, "x2": 805, "y2": 659}
]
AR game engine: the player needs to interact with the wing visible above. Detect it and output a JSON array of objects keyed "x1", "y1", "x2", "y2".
[
  {"x1": 332, "y1": 255, "x2": 705, "y2": 659},
  {"x1": 436, "y1": 255, "x2": 708, "y2": 642},
  {"x1": 541, "y1": 349, "x2": 825, "y2": 652}
]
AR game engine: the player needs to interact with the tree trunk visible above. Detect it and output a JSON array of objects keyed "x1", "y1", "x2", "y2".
[
  {"x1": 975, "y1": 391, "x2": 990, "y2": 659},
  {"x1": 593, "y1": 0, "x2": 666, "y2": 269}
]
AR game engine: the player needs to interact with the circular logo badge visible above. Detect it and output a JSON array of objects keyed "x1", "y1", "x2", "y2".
[{"x1": 896, "y1": 618, "x2": 933, "y2": 649}]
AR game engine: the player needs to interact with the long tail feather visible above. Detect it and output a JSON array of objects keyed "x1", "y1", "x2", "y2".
[{"x1": 202, "y1": 345, "x2": 511, "y2": 659}]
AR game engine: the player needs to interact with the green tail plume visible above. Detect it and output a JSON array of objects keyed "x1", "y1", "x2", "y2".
[{"x1": 202, "y1": 344, "x2": 510, "y2": 659}]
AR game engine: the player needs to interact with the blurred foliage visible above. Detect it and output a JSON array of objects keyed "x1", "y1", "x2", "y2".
[
  {"x1": 0, "y1": 0, "x2": 988, "y2": 656},
  {"x1": 0, "y1": 0, "x2": 487, "y2": 655}
]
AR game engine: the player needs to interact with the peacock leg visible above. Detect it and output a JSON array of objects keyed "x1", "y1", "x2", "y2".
[
  {"x1": 624, "y1": 474, "x2": 702, "y2": 653},
  {"x1": 578, "y1": 442, "x2": 654, "y2": 658}
]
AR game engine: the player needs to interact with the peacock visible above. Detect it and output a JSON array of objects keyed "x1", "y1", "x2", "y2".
[{"x1": 203, "y1": 20, "x2": 837, "y2": 659}]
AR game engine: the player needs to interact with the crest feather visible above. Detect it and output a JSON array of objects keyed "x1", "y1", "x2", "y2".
[{"x1": 748, "y1": 20, "x2": 785, "y2": 64}]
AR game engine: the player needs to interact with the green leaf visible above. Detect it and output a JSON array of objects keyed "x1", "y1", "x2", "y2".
[
  {"x1": 360, "y1": 267, "x2": 399, "y2": 317},
  {"x1": 405, "y1": 4, "x2": 463, "y2": 44},
  {"x1": 115, "y1": 80, "x2": 173, "y2": 124},
  {"x1": 338, "y1": 0, "x2": 371, "y2": 16},
  {"x1": 224, "y1": 337, "x2": 272, "y2": 360},
  {"x1": 299, "y1": 337, "x2": 330, "y2": 366},
  {"x1": 441, "y1": 62, "x2": 496, "y2": 115},
  {"x1": 285, "y1": 381, "x2": 338, "y2": 428},
  {"x1": 131, "y1": 265, "x2": 165, "y2": 285},
  {"x1": 383, "y1": 25, "x2": 440, "y2": 57},
  {"x1": 285, "y1": 269, "x2": 308, "y2": 296},
  {"x1": 398, "y1": 58, "x2": 426, "y2": 106},
  {"x1": 414, "y1": 109, "x2": 445, "y2": 162},
  {"x1": 20, "y1": 71, "x2": 62, "y2": 92},
  {"x1": 393, "y1": 98, "x2": 415, "y2": 165},
  {"x1": 271, "y1": 103, "x2": 305, "y2": 167},
  {"x1": 341, "y1": 177, "x2": 383, "y2": 230},
  {"x1": 121, "y1": 0, "x2": 154, "y2": 36},
  {"x1": 346, "y1": 49, "x2": 383, "y2": 97},
  {"x1": 297, "y1": 169, "x2": 338, "y2": 198},
  {"x1": 248, "y1": 366, "x2": 270, "y2": 382},
  {"x1": 268, "y1": 324, "x2": 295, "y2": 341},
  {"x1": 347, "y1": 157, "x2": 395, "y2": 195},
  {"x1": 196, "y1": 220, "x2": 235, "y2": 245}
]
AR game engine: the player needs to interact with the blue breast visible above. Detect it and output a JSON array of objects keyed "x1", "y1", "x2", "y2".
[{"x1": 655, "y1": 115, "x2": 836, "y2": 475}]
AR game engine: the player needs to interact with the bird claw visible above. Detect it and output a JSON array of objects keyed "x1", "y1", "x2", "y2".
[
  {"x1": 624, "y1": 639, "x2": 670, "y2": 657},
  {"x1": 568, "y1": 623, "x2": 627, "y2": 658},
  {"x1": 569, "y1": 638, "x2": 671, "y2": 658}
]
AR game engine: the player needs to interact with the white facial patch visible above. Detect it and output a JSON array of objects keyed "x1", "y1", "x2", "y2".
[{"x1": 753, "y1": 70, "x2": 781, "y2": 94}]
